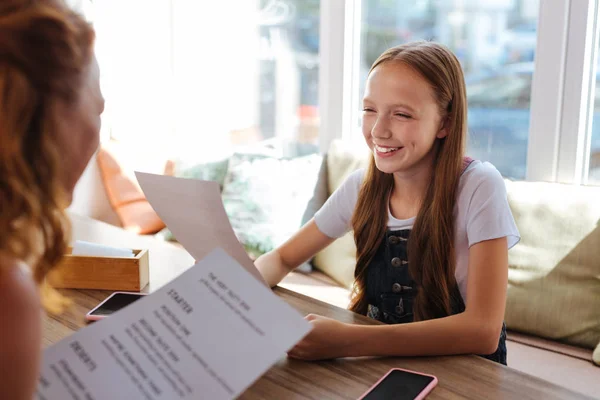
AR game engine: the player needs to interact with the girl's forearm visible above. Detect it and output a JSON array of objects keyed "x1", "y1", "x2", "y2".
[
  {"x1": 344, "y1": 312, "x2": 501, "y2": 358},
  {"x1": 254, "y1": 250, "x2": 293, "y2": 288}
]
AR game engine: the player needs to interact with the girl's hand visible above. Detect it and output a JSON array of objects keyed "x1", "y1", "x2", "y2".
[{"x1": 287, "y1": 314, "x2": 356, "y2": 361}]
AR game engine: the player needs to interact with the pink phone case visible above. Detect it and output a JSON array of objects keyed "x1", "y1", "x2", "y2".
[
  {"x1": 357, "y1": 367, "x2": 438, "y2": 400},
  {"x1": 85, "y1": 291, "x2": 147, "y2": 321}
]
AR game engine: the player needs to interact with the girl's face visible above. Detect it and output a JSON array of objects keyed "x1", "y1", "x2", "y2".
[{"x1": 362, "y1": 61, "x2": 447, "y2": 175}]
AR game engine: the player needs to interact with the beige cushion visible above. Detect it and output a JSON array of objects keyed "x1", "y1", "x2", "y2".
[
  {"x1": 505, "y1": 180, "x2": 600, "y2": 349},
  {"x1": 325, "y1": 140, "x2": 371, "y2": 194},
  {"x1": 594, "y1": 342, "x2": 600, "y2": 366},
  {"x1": 312, "y1": 140, "x2": 369, "y2": 288},
  {"x1": 314, "y1": 231, "x2": 356, "y2": 289}
]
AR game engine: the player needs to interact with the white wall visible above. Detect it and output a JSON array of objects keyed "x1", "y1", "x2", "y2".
[
  {"x1": 91, "y1": 0, "x2": 260, "y2": 165},
  {"x1": 68, "y1": 154, "x2": 120, "y2": 225},
  {"x1": 66, "y1": 0, "x2": 116, "y2": 222}
]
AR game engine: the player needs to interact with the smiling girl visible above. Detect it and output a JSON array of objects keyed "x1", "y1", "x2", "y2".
[{"x1": 255, "y1": 41, "x2": 519, "y2": 365}]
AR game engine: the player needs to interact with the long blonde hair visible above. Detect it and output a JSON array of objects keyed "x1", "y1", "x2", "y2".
[
  {"x1": 0, "y1": 0, "x2": 95, "y2": 312},
  {"x1": 349, "y1": 42, "x2": 468, "y2": 321}
]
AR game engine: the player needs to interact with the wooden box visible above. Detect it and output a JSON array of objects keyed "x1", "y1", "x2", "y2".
[{"x1": 47, "y1": 247, "x2": 149, "y2": 291}]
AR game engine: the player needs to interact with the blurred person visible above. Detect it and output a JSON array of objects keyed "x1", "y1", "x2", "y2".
[{"x1": 0, "y1": 0, "x2": 103, "y2": 398}]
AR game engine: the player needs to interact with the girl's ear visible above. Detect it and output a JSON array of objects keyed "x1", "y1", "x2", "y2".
[{"x1": 436, "y1": 118, "x2": 449, "y2": 139}]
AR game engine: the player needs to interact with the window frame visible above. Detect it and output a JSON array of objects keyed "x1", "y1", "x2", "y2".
[{"x1": 554, "y1": 0, "x2": 598, "y2": 184}]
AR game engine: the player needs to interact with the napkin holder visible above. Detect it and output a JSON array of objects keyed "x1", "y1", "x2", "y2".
[{"x1": 47, "y1": 247, "x2": 149, "y2": 291}]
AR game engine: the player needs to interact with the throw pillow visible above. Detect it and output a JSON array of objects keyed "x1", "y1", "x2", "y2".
[
  {"x1": 594, "y1": 342, "x2": 599, "y2": 366},
  {"x1": 96, "y1": 142, "x2": 172, "y2": 234},
  {"x1": 505, "y1": 180, "x2": 600, "y2": 349},
  {"x1": 326, "y1": 139, "x2": 371, "y2": 194},
  {"x1": 301, "y1": 154, "x2": 329, "y2": 226},
  {"x1": 221, "y1": 152, "x2": 323, "y2": 259},
  {"x1": 176, "y1": 158, "x2": 230, "y2": 190},
  {"x1": 313, "y1": 232, "x2": 356, "y2": 289},
  {"x1": 155, "y1": 142, "x2": 286, "y2": 243},
  {"x1": 296, "y1": 155, "x2": 329, "y2": 273},
  {"x1": 312, "y1": 139, "x2": 370, "y2": 288}
]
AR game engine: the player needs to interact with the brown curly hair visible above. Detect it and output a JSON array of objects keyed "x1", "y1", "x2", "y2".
[{"x1": 0, "y1": 0, "x2": 95, "y2": 312}]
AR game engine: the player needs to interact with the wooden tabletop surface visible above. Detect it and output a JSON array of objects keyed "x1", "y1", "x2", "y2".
[{"x1": 42, "y1": 213, "x2": 591, "y2": 399}]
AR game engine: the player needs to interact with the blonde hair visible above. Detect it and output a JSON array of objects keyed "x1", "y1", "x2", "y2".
[
  {"x1": 0, "y1": 0, "x2": 95, "y2": 312},
  {"x1": 350, "y1": 42, "x2": 468, "y2": 321}
]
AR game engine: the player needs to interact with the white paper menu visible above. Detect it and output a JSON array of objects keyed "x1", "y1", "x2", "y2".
[{"x1": 37, "y1": 248, "x2": 311, "y2": 400}]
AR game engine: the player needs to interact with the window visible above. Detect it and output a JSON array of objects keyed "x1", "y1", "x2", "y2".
[
  {"x1": 355, "y1": 0, "x2": 539, "y2": 179},
  {"x1": 467, "y1": 73, "x2": 532, "y2": 109},
  {"x1": 92, "y1": 0, "x2": 321, "y2": 166},
  {"x1": 257, "y1": 0, "x2": 321, "y2": 157},
  {"x1": 90, "y1": 0, "x2": 600, "y2": 185}
]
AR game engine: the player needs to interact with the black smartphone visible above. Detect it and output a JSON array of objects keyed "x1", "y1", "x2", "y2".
[
  {"x1": 358, "y1": 368, "x2": 438, "y2": 400},
  {"x1": 85, "y1": 292, "x2": 147, "y2": 321}
]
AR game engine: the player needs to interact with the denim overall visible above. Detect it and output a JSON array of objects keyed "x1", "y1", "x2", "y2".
[{"x1": 365, "y1": 158, "x2": 508, "y2": 365}]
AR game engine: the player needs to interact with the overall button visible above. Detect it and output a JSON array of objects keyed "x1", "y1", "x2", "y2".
[
  {"x1": 391, "y1": 257, "x2": 403, "y2": 267},
  {"x1": 388, "y1": 235, "x2": 399, "y2": 245},
  {"x1": 392, "y1": 283, "x2": 402, "y2": 293}
]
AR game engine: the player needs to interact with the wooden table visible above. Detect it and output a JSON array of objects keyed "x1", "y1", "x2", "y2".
[{"x1": 43, "y1": 214, "x2": 592, "y2": 399}]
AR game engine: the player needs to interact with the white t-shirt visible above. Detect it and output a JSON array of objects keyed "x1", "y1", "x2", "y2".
[{"x1": 314, "y1": 160, "x2": 520, "y2": 302}]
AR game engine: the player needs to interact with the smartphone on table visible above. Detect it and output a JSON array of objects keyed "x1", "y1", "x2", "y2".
[
  {"x1": 358, "y1": 368, "x2": 438, "y2": 400},
  {"x1": 85, "y1": 291, "x2": 147, "y2": 321}
]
